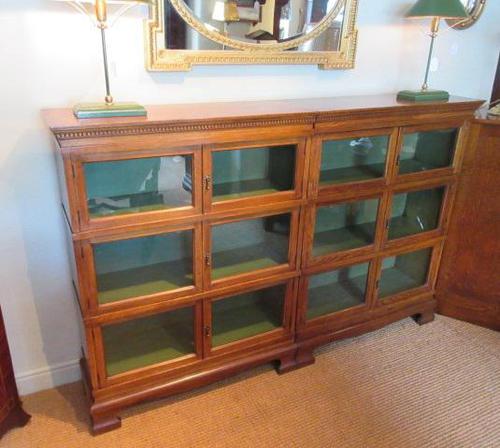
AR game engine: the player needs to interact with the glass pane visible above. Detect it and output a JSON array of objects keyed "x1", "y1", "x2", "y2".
[
  {"x1": 313, "y1": 198, "x2": 379, "y2": 256},
  {"x1": 94, "y1": 231, "x2": 193, "y2": 304},
  {"x1": 103, "y1": 306, "x2": 194, "y2": 376},
  {"x1": 307, "y1": 262, "x2": 369, "y2": 320},
  {"x1": 399, "y1": 128, "x2": 457, "y2": 174},
  {"x1": 320, "y1": 135, "x2": 389, "y2": 185},
  {"x1": 379, "y1": 248, "x2": 432, "y2": 299},
  {"x1": 211, "y1": 214, "x2": 290, "y2": 280},
  {"x1": 388, "y1": 187, "x2": 444, "y2": 240},
  {"x1": 212, "y1": 285, "x2": 285, "y2": 347},
  {"x1": 212, "y1": 145, "x2": 296, "y2": 202},
  {"x1": 84, "y1": 155, "x2": 192, "y2": 218}
]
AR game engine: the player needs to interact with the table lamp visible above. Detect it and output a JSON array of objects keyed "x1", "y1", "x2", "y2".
[
  {"x1": 397, "y1": 0, "x2": 468, "y2": 102},
  {"x1": 59, "y1": 0, "x2": 149, "y2": 118}
]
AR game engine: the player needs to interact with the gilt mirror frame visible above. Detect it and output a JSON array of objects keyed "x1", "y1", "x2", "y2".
[
  {"x1": 145, "y1": 0, "x2": 359, "y2": 72},
  {"x1": 446, "y1": 0, "x2": 487, "y2": 30}
]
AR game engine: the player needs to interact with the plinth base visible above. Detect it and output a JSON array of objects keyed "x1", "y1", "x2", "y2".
[{"x1": 397, "y1": 90, "x2": 450, "y2": 102}]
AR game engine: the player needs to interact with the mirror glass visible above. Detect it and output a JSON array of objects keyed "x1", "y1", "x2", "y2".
[
  {"x1": 165, "y1": 0, "x2": 346, "y2": 51},
  {"x1": 460, "y1": 0, "x2": 475, "y2": 12}
]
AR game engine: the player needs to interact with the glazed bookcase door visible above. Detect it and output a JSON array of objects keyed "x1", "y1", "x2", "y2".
[
  {"x1": 204, "y1": 280, "x2": 295, "y2": 356},
  {"x1": 80, "y1": 223, "x2": 203, "y2": 312},
  {"x1": 305, "y1": 194, "x2": 387, "y2": 266},
  {"x1": 95, "y1": 300, "x2": 203, "y2": 386},
  {"x1": 383, "y1": 182, "x2": 453, "y2": 248},
  {"x1": 395, "y1": 123, "x2": 463, "y2": 182},
  {"x1": 374, "y1": 243, "x2": 443, "y2": 303},
  {"x1": 313, "y1": 128, "x2": 398, "y2": 197},
  {"x1": 73, "y1": 145, "x2": 202, "y2": 231},
  {"x1": 300, "y1": 260, "x2": 377, "y2": 327},
  {"x1": 203, "y1": 139, "x2": 306, "y2": 212},
  {"x1": 204, "y1": 208, "x2": 300, "y2": 289}
]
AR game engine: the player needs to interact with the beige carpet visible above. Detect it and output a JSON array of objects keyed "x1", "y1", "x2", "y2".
[{"x1": 2, "y1": 316, "x2": 499, "y2": 448}]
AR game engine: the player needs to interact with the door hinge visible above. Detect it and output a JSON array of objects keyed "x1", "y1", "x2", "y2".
[
  {"x1": 386, "y1": 219, "x2": 390, "y2": 229},
  {"x1": 204, "y1": 176, "x2": 212, "y2": 191},
  {"x1": 396, "y1": 154, "x2": 401, "y2": 166},
  {"x1": 204, "y1": 254, "x2": 211, "y2": 266},
  {"x1": 204, "y1": 326, "x2": 211, "y2": 337},
  {"x1": 375, "y1": 280, "x2": 380, "y2": 290}
]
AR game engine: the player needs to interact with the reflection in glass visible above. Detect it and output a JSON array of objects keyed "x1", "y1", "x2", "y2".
[
  {"x1": 378, "y1": 248, "x2": 432, "y2": 299},
  {"x1": 164, "y1": 1, "x2": 345, "y2": 51},
  {"x1": 212, "y1": 145, "x2": 296, "y2": 202},
  {"x1": 211, "y1": 213, "x2": 290, "y2": 280},
  {"x1": 399, "y1": 128, "x2": 457, "y2": 175},
  {"x1": 307, "y1": 262, "x2": 369, "y2": 320},
  {"x1": 212, "y1": 284, "x2": 285, "y2": 347},
  {"x1": 320, "y1": 135, "x2": 389, "y2": 185},
  {"x1": 103, "y1": 306, "x2": 194, "y2": 376},
  {"x1": 388, "y1": 187, "x2": 444, "y2": 240},
  {"x1": 313, "y1": 198, "x2": 379, "y2": 256},
  {"x1": 94, "y1": 231, "x2": 193, "y2": 304},
  {"x1": 84, "y1": 155, "x2": 192, "y2": 218}
]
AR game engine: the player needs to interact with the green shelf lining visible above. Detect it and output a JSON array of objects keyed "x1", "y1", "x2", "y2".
[
  {"x1": 378, "y1": 267, "x2": 426, "y2": 299},
  {"x1": 213, "y1": 178, "x2": 290, "y2": 202},
  {"x1": 307, "y1": 273, "x2": 367, "y2": 320},
  {"x1": 319, "y1": 163, "x2": 386, "y2": 185},
  {"x1": 88, "y1": 189, "x2": 192, "y2": 218},
  {"x1": 103, "y1": 309, "x2": 195, "y2": 377},
  {"x1": 212, "y1": 290, "x2": 284, "y2": 347},
  {"x1": 397, "y1": 158, "x2": 447, "y2": 175},
  {"x1": 388, "y1": 215, "x2": 438, "y2": 240},
  {"x1": 313, "y1": 222, "x2": 376, "y2": 257},
  {"x1": 212, "y1": 241, "x2": 288, "y2": 280},
  {"x1": 97, "y1": 259, "x2": 193, "y2": 304}
]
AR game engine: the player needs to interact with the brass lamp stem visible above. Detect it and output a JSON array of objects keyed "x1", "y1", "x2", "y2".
[
  {"x1": 421, "y1": 17, "x2": 440, "y2": 92},
  {"x1": 95, "y1": 0, "x2": 113, "y2": 105}
]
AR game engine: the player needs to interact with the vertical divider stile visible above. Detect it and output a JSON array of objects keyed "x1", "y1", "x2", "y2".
[{"x1": 366, "y1": 257, "x2": 383, "y2": 310}]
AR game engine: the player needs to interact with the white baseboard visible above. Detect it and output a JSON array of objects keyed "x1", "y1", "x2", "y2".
[{"x1": 15, "y1": 359, "x2": 81, "y2": 396}]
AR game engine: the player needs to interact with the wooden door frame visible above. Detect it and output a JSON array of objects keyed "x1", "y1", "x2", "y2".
[
  {"x1": 70, "y1": 144, "x2": 203, "y2": 232},
  {"x1": 202, "y1": 136, "x2": 308, "y2": 214}
]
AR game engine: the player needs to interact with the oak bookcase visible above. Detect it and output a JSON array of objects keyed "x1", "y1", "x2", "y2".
[{"x1": 44, "y1": 94, "x2": 482, "y2": 434}]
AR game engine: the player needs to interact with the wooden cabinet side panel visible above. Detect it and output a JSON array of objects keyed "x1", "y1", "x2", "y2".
[{"x1": 436, "y1": 123, "x2": 500, "y2": 330}]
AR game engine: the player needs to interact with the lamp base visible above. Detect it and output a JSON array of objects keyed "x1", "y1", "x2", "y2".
[
  {"x1": 73, "y1": 102, "x2": 147, "y2": 119},
  {"x1": 397, "y1": 90, "x2": 450, "y2": 102}
]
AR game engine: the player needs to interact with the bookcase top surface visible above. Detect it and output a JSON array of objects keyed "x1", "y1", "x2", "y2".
[{"x1": 43, "y1": 94, "x2": 484, "y2": 133}]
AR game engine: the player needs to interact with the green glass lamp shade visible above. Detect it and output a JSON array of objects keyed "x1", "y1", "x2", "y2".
[{"x1": 406, "y1": 0, "x2": 468, "y2": 18}]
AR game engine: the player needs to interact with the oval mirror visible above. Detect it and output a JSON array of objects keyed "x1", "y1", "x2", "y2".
[
  {"x1": 167, "y1": 0, "x2": 346, "y2": 51},
  {"x1": 146, "y1": 0, "x2": 359, "y2": 71},
  {"x1": 446, "y1": 0, "x2": 487, "y2": 29}
]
